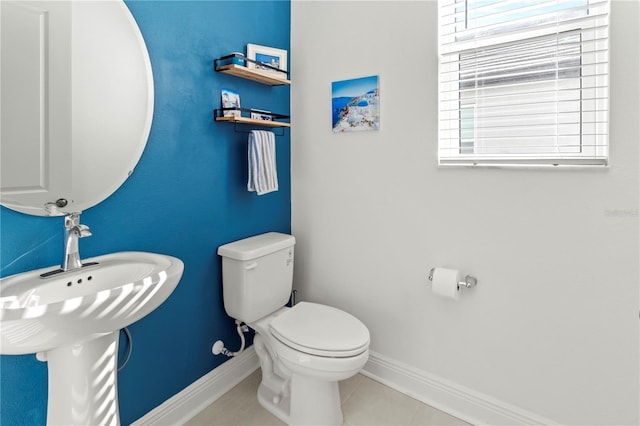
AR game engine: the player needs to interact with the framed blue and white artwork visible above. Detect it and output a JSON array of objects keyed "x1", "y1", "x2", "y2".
[
  {"x1": 332, "y1": 75, "x2": 379, "y2": 133},
  {"x1": 247, "y1": 43, "x2": 287, "y2": 75}
]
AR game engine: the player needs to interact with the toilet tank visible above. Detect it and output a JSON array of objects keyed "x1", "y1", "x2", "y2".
[{"x1": 217, "y1": 232, "x2": 295, "y2": 323}]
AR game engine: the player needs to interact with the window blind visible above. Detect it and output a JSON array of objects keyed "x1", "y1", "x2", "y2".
[{"x1": 438, "y1": 0, "x2": 610, "y2": 166}]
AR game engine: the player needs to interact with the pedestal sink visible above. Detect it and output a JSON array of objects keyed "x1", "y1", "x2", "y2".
[{"x1": 0, "y1": 251, "x2": 184, "y2": 425}]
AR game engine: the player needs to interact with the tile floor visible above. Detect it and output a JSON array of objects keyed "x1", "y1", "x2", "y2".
[{"x1": 185, "y1": 370, "x2": 470, "y2": 426}]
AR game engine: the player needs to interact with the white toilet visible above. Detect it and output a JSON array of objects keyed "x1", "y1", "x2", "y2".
[{"x1": 218, "y1": 232, "x2": 370, "y2": 426}]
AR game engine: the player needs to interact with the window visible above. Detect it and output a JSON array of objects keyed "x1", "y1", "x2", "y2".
[{"x1": 438, "y1": 0, "x2": 610, "y2": 166}]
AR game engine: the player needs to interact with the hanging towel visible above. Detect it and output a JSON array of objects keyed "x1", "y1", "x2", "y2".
[{"x1": 247, "y1": 130, "x2": 278, "y2": 195}]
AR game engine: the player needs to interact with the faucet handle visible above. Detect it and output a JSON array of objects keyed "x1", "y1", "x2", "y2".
[
  {"x1": 64, "y1": 213, "x2": 91, "y2": 237},
  {"x1": 64, "y1": 212, "x2": 81, "y2": 228},
  {"x1": 76, "y1": 224, "x2": 92, "y2": 238}
]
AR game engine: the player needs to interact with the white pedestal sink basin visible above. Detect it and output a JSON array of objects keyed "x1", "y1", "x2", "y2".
[{"x1": 0, "y1": 251, "x2": 184, "y2": 425}]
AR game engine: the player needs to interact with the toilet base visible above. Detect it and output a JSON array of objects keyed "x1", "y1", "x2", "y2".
[
  {"x1": 257, "y1": 373, "x2": 342, "y2": 426},
  {"x1": 248, "y1": 312, "x2": 367, "y2": 426}
]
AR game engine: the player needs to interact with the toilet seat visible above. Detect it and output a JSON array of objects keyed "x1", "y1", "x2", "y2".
[{"x1": 270, "y1": 302, "x2": 370, "y2": 358}]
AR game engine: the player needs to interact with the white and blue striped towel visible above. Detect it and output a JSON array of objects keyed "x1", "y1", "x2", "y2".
[{"x1": 247, "y1": 130, "x2": 278, "y2": 195}]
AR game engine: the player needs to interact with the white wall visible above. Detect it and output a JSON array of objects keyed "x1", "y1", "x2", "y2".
[{"x1": 291, "y1": 1, "x2": 639, "y2": 424}]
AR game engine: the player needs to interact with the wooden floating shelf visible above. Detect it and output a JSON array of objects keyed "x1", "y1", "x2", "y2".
[
  {"x1": 215, "y1": 116, "x2": 291, "y2": 128},
  {"x1": 215, "y1": 64, "x2": 290, "y2": 86}
]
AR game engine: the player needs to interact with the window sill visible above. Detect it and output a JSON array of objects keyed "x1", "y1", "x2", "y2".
[{"x1": 438, "y1": 158, "x2": 609, "y2": 169}]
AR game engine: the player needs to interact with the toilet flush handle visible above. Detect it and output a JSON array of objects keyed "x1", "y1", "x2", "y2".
[{"x1": 245, "y1": 262, "x2": 258, "y2": 271}]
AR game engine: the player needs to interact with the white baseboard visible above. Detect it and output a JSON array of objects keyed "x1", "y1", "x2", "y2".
[
  {"x1": 362, "y1": 350, "x2": 558, "y2": 425},
  {"x1": 131, "y1": 347, "x2": 259, "y2": 426},
  {"x1": 132, "y1": 346, "x2": 556, "y2": 426}
]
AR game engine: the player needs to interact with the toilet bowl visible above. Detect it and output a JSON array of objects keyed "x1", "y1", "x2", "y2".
[
  {"x1": 249, "y1": 302, "x2": 369, "y2": 425},
  {"x1": 218, "y1": 232, "x2": 370, "y2": 426}
]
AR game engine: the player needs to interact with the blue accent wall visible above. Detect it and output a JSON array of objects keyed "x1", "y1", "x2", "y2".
[{"x1": 0, "y1": 1, "x2": 291, "y2": 424}]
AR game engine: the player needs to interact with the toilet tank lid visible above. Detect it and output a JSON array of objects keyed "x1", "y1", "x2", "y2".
[{"x1": 217, "y1": 232, "x2": 295, "y2": 260}]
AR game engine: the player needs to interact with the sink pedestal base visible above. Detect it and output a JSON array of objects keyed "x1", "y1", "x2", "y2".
[
  {"x1": 44, "y1": 331, "x2": 121, "y2": 426},
  {"x1": 1, "y1": 252, "x2": 185, "y2": 424}
]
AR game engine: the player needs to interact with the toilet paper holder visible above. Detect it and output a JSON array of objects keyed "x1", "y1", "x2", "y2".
[{"x1": 428, "y1": 268, "x2": 478, "y2": 289}]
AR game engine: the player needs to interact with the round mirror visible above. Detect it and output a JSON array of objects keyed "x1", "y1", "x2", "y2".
[{"x1": 0, "y1": 0, "x2": 153, "y2": 216}]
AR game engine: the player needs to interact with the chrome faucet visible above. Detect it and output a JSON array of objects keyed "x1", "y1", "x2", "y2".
[{"x1": 62, "y1": 212, "x2": 92, "y2": 272}]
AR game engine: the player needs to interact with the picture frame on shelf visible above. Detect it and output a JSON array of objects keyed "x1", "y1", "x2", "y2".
[
  {"x1": 221, "y1": 89, "x2": 241, "y2": 118},
  {"x1": 246, "y1": 43, "x2": 288, "y2": 75},
  {"x1": 250, "y1": 109, "x2": 273, "y2": 121}
]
